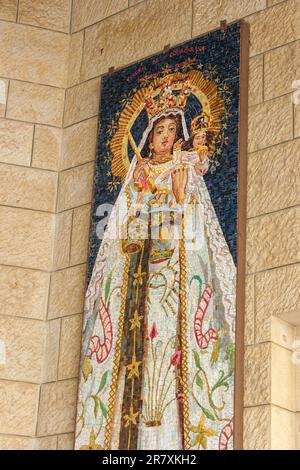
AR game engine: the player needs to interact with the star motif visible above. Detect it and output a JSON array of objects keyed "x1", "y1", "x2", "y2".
[
  {"x1": 133, "y1": 265, "x2": 146, "y2": 286},
  {"x1": 127, "y1": 356, "x2": 141, "y2": 379},
  {"x1": 129, "y1": 310, "x2": 143, "y2": 331},
  {"x1": 123, "y1": 404, "x2": 139, "y2": 428}
]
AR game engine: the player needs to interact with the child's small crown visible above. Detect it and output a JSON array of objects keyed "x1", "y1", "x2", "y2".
[{"x1": 191, "y1": 111, "x2": 216, "y2": 134}]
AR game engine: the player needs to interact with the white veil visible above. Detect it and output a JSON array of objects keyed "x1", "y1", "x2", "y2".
[
  {"x1": 80, "y1": 108, "x2": 236, "y2": 369},
  {"x1": 83, "y1": 107, "x2": 190, "y2": 336}
]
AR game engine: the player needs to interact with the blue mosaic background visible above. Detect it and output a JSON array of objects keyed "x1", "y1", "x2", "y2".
[{"x1": 87, "y1": 22, "x2": 241, "y2": 283}]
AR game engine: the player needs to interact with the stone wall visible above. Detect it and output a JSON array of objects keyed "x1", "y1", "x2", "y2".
[{"x1": 0, "y1": 0, "x2": 299, "y2": 450}]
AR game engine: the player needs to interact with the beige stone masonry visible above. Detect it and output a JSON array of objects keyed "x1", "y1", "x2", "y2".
[
  {"x1": 80, "y1": 0, "x2": 193, "y2": 81},
  {"x1": 18, "y1": 0, "x2": 72, "y2": 33},
  {"x1": 0, "y1": 118, "x2": 34, "y2": 166},
  {"x1": 6, "y1": 80, "x2": 65, "y2": 126},
  {"x1": 0, "y1": 21, "x2": 70, "y2": 87}
]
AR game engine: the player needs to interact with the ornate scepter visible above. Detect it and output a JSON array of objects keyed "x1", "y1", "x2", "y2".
[
  {"x1": 127, "y1": 130, "x2": 157, "y2": 194},
  {"x1": 127, "y1": 130, "x2": 143, "y2": 162}
]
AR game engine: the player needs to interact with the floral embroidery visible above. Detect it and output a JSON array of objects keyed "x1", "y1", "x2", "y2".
[{"x1": 191, "y1": 414, "x2": 216, "y2": 449}]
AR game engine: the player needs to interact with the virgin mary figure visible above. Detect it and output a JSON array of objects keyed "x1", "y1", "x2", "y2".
[{"x1": 75, "y1": 73, "x2": 236, "y2": 451}]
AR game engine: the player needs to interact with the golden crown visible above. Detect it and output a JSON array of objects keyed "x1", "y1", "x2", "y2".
[
  {"x1": 144, "y1": 75, "x2": 192, "y2": 119},
  {"x1": 190, "y1": 111, "x2": 221, "y2": 136}
]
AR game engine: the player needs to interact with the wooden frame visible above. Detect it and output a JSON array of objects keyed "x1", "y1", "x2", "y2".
[{"x1": 234, "y1": 18, "x2": 249, "y2": 451}]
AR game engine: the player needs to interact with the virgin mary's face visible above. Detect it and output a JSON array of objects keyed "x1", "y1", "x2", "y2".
[{"x1": 151, "y1": 118, "x2": 177, "y2": 155}]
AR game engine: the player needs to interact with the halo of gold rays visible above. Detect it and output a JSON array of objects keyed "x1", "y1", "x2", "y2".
[{"x1": 110, "y1": 71, "x2": 225, "y2": 183}]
